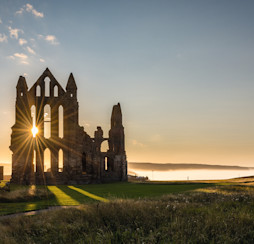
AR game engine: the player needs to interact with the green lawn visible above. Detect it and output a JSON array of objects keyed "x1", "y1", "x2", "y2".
[
  {"x1": 1, "y1": 185, "x2": 253, "y2": 243},
  {"x1": 0, "y1": 180, "x2": 7, "y2": 187},
  {"x1": 0, "y1": 182, "x2": 212, "y2": 215}
]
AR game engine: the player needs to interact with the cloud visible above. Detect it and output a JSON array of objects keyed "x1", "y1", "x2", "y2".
[
  {"x1": 26, "y1": 4, "x2": 44, "y2": 18},
  {"x1": 23, "y1": 73, "x2": 28, "y2": 77},
  {"x1": 39, "y1": 58, "x2": 45, "y2": 63},
  {"x1": 8, "y1": 53, "x2": 29, "y2": 64},
  {"x1": 15, "y1": 7, "x2": 24, "y2": 15},
  {"x1": 16, "y1": 4, "x2": 44, "y2": 18},
  {"x1": 21, "y1": 60, "x2": 29, "y2": 65},
  {"x1": 45, "y1": 35, "x2": 59, "y2": 45},
  {"x1": 27, "y1": 46, "x2": 36, "y2": 55},
  {"x1": 14, "y1": 53, "x2": 28, "y2": 60},
  {"x1": 0, "y1": 33, "x2": 8, "y2": 43},
  {"x1": 8, "y1": 27, "x2": 23, "y2": 39},
  {"x1": 19, "y1": 38, "x2": 27, "y2": 45},
  {"x1": 38, "y1": 34, "x2": 59, "y2": 45}
]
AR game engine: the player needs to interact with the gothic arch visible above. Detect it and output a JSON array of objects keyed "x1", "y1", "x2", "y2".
[
  {"x1": 58, "y1": 105, "x2": 64, "y2": 138},
  {"x1": 36, "y1": 85, "x2": 41, "y2": 97},
  {"x1": 44, "y1": 148, "x2": 51, "y2": 172},
  {"x1": 59, "y1": 149, "x2": 63, "y2": 172},
  {"x1": 54, "y1": 85, "x2": 58, "y2": 97},
  {"x1": 44, "y1": 77, "x2": 50, "y2": 97},
  {"x1": 44, "y1": 104, "x2": 51, "y2": 138}
]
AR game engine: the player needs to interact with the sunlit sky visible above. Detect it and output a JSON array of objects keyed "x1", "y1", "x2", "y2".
[{"x1": 0, "y1": 0, "x2": 254, "y2": 167}]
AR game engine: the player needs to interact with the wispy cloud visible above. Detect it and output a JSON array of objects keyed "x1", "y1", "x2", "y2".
[
  {"x1": 20, "y1": 60, "x2": 29, "y2": 65},
  {"x1": 38, "y1": 34, "x2": 59, "y2": 45},
  {"x1": 14, "y1": 53, "x2": 28, "y2": 59},
  {"x1": 15, "y1": 7, "x2": 24, "y2": 15},
  {"x1": 19, "y1": 38, "x2": 27, "y2": 45},
  {"x1": 26, "y1": 4, "x2": 44, "y2": 18},
  {"x1": 7, "y1": 53, "x2": 29, "y2": 65},
  {"x1": 0, "y1": 33, "x2": 8, "y2": 43},
  {"x1": 8, "y1": 27, "x2": 23, "y2": 39},
  {"x1": 45, "y1": 35, "x2": 59, "y2": 45},
  {"x1": 27, "y1": 46, "x2": 36, "y2": 55},
  {"x1": 16, "y1": 4, "x2": 44, "y2": 18},
  {"x1": 39, "y1": 58, "x2": 45, "y2": 63}
]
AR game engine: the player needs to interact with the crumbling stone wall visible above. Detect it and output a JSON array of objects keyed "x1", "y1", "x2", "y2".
[{"x1": 10, "y1": 68, "x2": 127, "y2": 185}]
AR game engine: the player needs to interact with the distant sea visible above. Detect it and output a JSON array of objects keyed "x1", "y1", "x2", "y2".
[{"x1": 130, "y1": 169, "x2": 254, "y2": 181}]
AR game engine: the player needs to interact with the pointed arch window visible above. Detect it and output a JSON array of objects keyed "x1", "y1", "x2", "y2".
[
  {"x1": 54, "y1": 85, "x2": 58, "y2": 97},
  {"x1": 44, "y1": 77, "x2": 50, "y2": 97},
  {"x1": 104, "y1": 157, "x2": 108, "y2": 171},
  {"x1": 59, "y1": 105, "x2": 64, "y2": 138},
  {"x1": 44, "y1": 104, "x2": 51, "y2": 138},
  {"x1": 36, "y1": 86, "x2": 41, "y2": 97},
  {"x1": 33, "y1": 150, "x2": 36, "y2": 172},
  {"x1": 31, "y1": 105, "x2": 36, "y2": 127},
  {"x1": 59, "y1": 149, "x2": 63, "y2": 172},
  {"x1": 44, "y1": 148, "x2": 51, "y2": 172}
]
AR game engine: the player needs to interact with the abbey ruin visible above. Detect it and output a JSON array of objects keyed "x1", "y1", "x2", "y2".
[{"x1": 10, "y1": 68, "x2": 127, "y2": 185}]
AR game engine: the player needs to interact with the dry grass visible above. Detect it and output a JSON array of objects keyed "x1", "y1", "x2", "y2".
[
  {"x1": 0, "y1": 185, "x2": 254, "y2": 243},
  {"x1": 0, "y1": 185, "x2": 53, "y2": 203}
]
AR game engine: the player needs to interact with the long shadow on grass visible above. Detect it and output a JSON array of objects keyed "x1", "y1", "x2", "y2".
[{"x1": 68, "y1": 186, "x2": 109, "y2": 202}]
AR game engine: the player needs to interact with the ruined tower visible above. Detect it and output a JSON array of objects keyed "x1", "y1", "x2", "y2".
[{"x1": 10, "y1": 68, "x2": 127, "y2": 185}]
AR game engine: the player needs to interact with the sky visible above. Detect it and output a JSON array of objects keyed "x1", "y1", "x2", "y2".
[{"x1": 0, "y1": 0, "x2": 254, "y2": 167}]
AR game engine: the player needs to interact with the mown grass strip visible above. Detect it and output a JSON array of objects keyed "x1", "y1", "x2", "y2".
[
  {"x1": 47, "y1": 186, "x2": 80, "y2": 205},
  {"x1": 68, "y1": 186, "x2": 109, "y2": 202}
]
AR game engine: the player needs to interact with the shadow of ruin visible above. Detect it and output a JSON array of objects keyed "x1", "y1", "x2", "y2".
[{"x1": 10, "y1": 68, "x2": 127, "y2": 185}]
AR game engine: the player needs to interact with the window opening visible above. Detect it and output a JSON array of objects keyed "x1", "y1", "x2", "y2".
[
  {"x1": 101, "y1": 140, "x2": 109, "y2": 152},
  {"x1": 44, "y1": 104, "x2": 51, "y2": 138},
  {"x1": 59, "y1": 105, "x2": 64, "y2": 138},
  {"x1": 36, "y1": 86, "x2": 41, "y2": 97},
  {"x1": 59, "y1": 149, "x2": 63, "y2": 172},
  {"x1": 44, "y1": 77, "x2": 50, "y2": 97},
  {"x1": 105, "y1": 157, "x2": 108, "y2": 171},
  {"x1": 44, "y1": 148, "x2": 51, "y2": 172},
  {"x1": 33, "y1": 150, "x2": 36, "y2": 172},
  {"x1": 31, "y1": 105, "x2": 36, "y2": 127},
  {"x1": 54, "y1": 85, "x2": 58, "y2": 97}
]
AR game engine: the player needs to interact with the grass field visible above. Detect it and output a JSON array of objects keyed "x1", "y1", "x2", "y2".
[
  {"x1": 1, "y1": 183, "x2": 254, "y2": 243},
  {"x1": 0, "y1": 182, "x2": 212, "y2": 215}
]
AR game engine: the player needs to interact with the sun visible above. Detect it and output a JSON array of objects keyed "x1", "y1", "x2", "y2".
[{"x1": 31, "y1": 126, "x2": 38, "y2": 137}]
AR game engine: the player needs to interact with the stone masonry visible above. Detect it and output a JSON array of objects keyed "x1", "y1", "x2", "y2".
[{"x1": 10, "y1": 68, "x2": 127, "y2": 185}]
